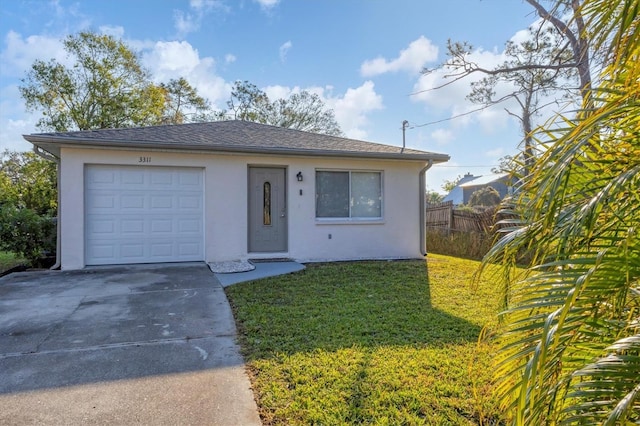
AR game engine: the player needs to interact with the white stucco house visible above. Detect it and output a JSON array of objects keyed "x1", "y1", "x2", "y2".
[{"x1": 24, "y1": 120, "x2": 449, "y2": 270}]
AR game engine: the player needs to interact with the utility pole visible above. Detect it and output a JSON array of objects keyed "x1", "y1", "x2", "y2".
[{"x1": 402, "y1": 120, "x2": 409, "y2": 151}]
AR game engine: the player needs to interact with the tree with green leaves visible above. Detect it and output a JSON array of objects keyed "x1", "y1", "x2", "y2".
[
  {"x1": 0, "y1": 150, "x2": 58, "y2": 263},
  {"x1": 482, "y1": 0, "x2": 640, "y2": 422},
  {"x1": 267, "y1": 91, "x2": 342, "y2": 135},
  {"x1": 222, "y1": 81, "x2": 343, "y2": 136},
  {"x1": 441, "y1": 175, "x2": 462, "y2": 193},
  {"x1": 424, "y1": 0, "x2": 597, "y2": 174},
  {"x1": 459, "y1": 27, "x2": 573, "y2": 172},
  {"x1": 20, "y1": 31, "x2": 165, "y2": 131},
  {"x1": 160, "y1": 77, "x2": 212, "y2": 124},
  {"x1": 225, "y1": 80, "x2": 272, "y2": 123},
  {"x1": 0, "y1": 150, "x2": 57, "y2": 215},
  {"x1": 425, "y1": 190, "x2": 444, "y2": 205}
]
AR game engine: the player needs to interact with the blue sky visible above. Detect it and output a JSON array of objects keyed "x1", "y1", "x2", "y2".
[{"x1": 0, "y1": 0, "x2": 541, "y2": 192}]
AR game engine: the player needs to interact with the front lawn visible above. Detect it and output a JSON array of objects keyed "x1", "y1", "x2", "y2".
[{"x1": 225, "y1": 254, "x2": 505, "y2": 425}]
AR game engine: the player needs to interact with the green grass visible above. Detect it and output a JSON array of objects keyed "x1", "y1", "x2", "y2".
[
  {"x1": 0, "y1": 251, "x2": 27, "y2": 275},
  {"x1": 225, "y1": 254, "x2": 506, "y2": 425}
]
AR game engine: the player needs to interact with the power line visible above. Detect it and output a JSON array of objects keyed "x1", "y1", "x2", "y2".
[{"x1": 404, "y1": 104, "x2": 495, "y2": 129}]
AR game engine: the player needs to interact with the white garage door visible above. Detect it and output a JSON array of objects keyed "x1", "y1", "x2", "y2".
[{"x1": 85, "y1": 165, "x2": 204, "y2": 265}]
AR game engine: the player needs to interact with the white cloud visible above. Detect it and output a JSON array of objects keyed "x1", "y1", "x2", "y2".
[
  {"x1": 279, "y1": 40, "x2": 292, "y2": 62},
  {"x1": 328, "y1": 81, "x2": 384, "y2": 139},
  {"x1": 143, "y1": 41, "x2": 202, "y2": 76},
  {"x1": 98, "y1": 25, "x2": 125, "y2": 38},
  {"x1": 254, "y1": 0, "x2": 280, "y2": 10},
  {"x1": 262, "y1": 81, "x2": 384, "y2": 139},
  {"x1": 173, "y1": 0, "x2": 227, "y2": 38},
  {"x1": 190, "y1": 0, "x2": 221, "y2": 9},
  {"x1": 430, "y1": 128, "x2": 454, "y2": 145},
  {"x1": 263, "y1": 85, "x2": 295, "y2": 101},
  {"x1": 0, "y1": 85, "x2": 36, "y2": 152},
  {"x1": 225, "y1": 53, "x2": 236, "y2": 64},
  {"x1": 360, "y1": 36, "x2": 438, "y2": 77},
  {"x1": 142, "y1": 40, "x2": 230, "y2": 107},
  {"x1": 0, "y1": 32, "x2": 67, "y2": 151},
  {"x1": 0, "y1": 31, "x2": 67, "y2": 77},
  {"x1": 173, "y1": 10, "x2": 199, "y2": 37}
]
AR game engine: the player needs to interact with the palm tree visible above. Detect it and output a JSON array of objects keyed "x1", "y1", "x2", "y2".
[{"x1": 483, "y1": 0, "x2": 640, "y2": 423}]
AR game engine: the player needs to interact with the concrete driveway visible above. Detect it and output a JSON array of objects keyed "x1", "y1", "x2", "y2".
[{"x1": 0, "y1": 263, "x2": 261, "y2": 425}]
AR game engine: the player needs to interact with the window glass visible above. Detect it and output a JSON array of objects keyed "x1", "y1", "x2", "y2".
[
  {"x1": 316, "y1": 171, "x2": 349, "y2": 217},
  {"x1": 263, "y1": 182, "x2": 271, "y2": 225},
  {"x1": 315, "y1": 170, "x2": 382, "y2": 219},
  {"x1": 351, "y1": 172, "x2": 382, "y2": 217}
]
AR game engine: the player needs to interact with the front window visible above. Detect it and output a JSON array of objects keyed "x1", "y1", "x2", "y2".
[{"x1": 316, "y1": 171, "x2": 382, "y2": 219}]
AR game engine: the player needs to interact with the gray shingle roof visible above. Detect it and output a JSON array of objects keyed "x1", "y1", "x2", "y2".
[{"x1": 24, "y1": 120, "x2": 450, "y2": 162}]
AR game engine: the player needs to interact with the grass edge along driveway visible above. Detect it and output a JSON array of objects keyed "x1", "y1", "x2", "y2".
[{"x1": 225, "y1": 255, "x2": 506, "y2": 425}]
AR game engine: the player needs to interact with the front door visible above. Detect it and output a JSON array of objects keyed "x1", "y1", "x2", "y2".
[{"x1": 248, "y1": 167, "x2": 287, "y2": 252}]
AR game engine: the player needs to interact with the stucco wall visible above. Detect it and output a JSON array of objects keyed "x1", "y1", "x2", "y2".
[{"x1": 58, "y1": 146, "x2": 427, "y2": 269}]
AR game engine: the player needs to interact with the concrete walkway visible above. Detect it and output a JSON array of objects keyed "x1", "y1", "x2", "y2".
[{"x1": 0, "y1": 263, "x2": 262, "y2": 425}]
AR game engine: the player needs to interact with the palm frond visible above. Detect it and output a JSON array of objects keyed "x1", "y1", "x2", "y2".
[{"x1": 481, "y1": 0, "x2": 640, "y2": 422}]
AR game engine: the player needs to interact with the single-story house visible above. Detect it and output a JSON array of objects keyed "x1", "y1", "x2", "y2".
[
  {"x1": 443, "y1": 173, "x2": 512, "y2": 205},
  {"x1": 24, "y1": 120, "x2": 449, "y2": 270}
]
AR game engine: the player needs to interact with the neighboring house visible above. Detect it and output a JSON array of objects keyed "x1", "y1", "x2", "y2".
[
  {"x1": 441, "y1": 173, "x2": 479, "y2": 205},
  {"x1": 443, "y1": 173, "x2": 511, "y2": 205},
  {"x1": 25, "y1": 120, "x2": 449, "y2": 270}
]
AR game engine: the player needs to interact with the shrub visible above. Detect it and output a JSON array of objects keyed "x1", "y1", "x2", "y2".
[
  {"x1": 0, "y1": 205, "x2": 56, "y2": 265},
  {"x1": 0, "y1": 150, "x2": 57, "y2": 215},
  {"x1": 468, "y1": 186, "x2": 501, "y2": 207}
]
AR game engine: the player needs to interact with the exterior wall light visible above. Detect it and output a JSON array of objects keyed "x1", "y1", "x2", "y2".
[{"x1": 296, "y1": 171, "x2": 303, "y2": 182}]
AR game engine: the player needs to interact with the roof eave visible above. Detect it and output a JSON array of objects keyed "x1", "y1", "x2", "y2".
[{"x1": 23, "y1": 135, "x2": 450, "y2": 163}]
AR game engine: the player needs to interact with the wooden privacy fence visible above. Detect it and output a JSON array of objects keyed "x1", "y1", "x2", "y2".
[{"x1": 425, "y1": 201, "x2": 495, "y2": 233}]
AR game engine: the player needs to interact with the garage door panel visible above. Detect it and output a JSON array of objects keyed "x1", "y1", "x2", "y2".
[
  {"x1": 150, "y1": 171, "x2": 173, "y2": 186},
  {"x1": 87, "y1": 244, "x2": 115, "y2": 261},
  {"x1": 121, "y1": 243, "x2": 145, "y2": 259},
  {"x1": 178, "y1": 218, "x2": 201, "y2": 233},
  {"x1": 151, "y1": 219, "x2": 173, "y2": 233},
  {"x1": 121, "y1": 194, "x2": 146, "y2": 209},
  {"x1": 121, "y1": 170, "x2": 145, "y2": 185},
  {"x1": 178, "y1": 242, "x2": 201, "y2": 256},
  {"x1": 85, "y1": 165, "x2": 204, "y2": 265},
  {"x1": 121, "y1": 219, "x2": 145, "y2": 234},
  {"x1": 87, "y1": 194, "x2": 117, "y2": 210},
  {"x1": 87, "y1": 169, "x2": 116, "y2": 185},
  {"x1": 87, "y1": 218, "x2": 116, "y2": 235},
  {"x1": 151, "y1": 195, "x2": 173, "y2": 209},
  {"x1": 150, "y1": 243, "x2": 173, "y2": 257},
  {"x1": 178, "y1": 195, "x2": 201, "y2": 209},
  {"x1": 179, "y1": 171, "x2": 202, "y2": 186}
]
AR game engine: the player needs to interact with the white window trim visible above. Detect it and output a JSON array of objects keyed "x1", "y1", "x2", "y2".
[{"x1": 315, "y1": 169, "x2": 384, "y2": 222}]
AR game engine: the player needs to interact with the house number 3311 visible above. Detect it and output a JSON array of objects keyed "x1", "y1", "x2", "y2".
[{"x1": 138, "y1": 156, "x2": 151, "y2": 163}]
